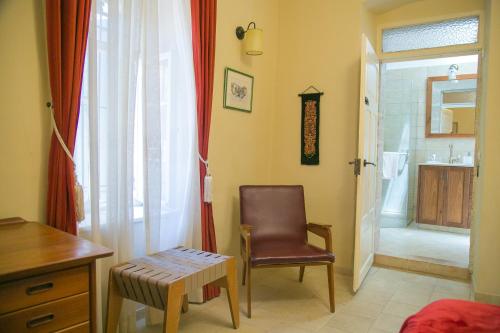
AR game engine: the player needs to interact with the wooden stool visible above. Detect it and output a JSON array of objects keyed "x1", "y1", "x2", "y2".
[{"x1": 105, "y1": 247, "x2": 239, "y2": 333}]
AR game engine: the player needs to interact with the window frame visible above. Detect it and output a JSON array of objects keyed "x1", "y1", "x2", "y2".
[{"x1": 377, "y1": 11, "x2": 484, "y2": 61}]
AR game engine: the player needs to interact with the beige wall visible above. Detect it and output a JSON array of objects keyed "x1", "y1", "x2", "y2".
[
  {"x1": 0, "y1": 0, "x2": 50, "y2": 222},
  {"x1": 270, "y1": 0, "x2": 364, "y2": 273},
  {"x1": 376, "y1": 0, "x2": 484, "y2": 26},
  {"x1": 361, "y1": 4, "x2": 377, "y2": 47},
  {"x1": 473, "y1": 0, "x2": 500, "y2": 304},
  {"x1": 211, "y1": 0, "x2": 374, "y2": 274},
  {"x1": 209, "y1": 0, "x2": 279, "y2": 256}
]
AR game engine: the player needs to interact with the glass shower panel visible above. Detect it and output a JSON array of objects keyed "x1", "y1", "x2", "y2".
[{"x1": 379, "y1": 64, "x2": 418, "y2": 228}]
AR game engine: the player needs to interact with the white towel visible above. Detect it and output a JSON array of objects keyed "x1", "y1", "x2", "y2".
[
  {"x1": 440, "y1": 108, "x2": 453, "y2": 134},
  {"x1": 383, "y1": 152, "x2": 400, "y2": 180}
]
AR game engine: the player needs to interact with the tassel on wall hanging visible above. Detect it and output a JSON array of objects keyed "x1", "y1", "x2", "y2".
[{"x1": 298, "y1": 86, "x2": 323, "y2": 165}]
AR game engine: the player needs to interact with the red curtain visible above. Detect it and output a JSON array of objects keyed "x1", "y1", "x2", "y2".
[
  {"x1": 191, "y1": 0, "x2": 219, "y2": 301},
  {"x1": 45, "y1": 0, "x2": 92, "y2": 235}
]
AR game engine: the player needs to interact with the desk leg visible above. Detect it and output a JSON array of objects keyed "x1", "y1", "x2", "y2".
[{"x1": 89, "y1": 261, "x2": 97, "y2": 333}]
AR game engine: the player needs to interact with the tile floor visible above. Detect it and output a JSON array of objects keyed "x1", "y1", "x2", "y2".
[
  {"x1": 137, "y1": 266, "x2": 471, "y2": 333},
  {"x1": 378, "y1": 223, "x2": 470, "y2": 268}
]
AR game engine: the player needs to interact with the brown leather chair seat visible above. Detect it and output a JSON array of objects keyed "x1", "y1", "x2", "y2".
[{"x1": 251, "y1": 241, "x2": 335, "y2": 266}]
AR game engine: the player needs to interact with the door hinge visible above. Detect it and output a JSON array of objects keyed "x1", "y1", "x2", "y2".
[{"x1": 349, "y1": 158, "x2": 361, "y2": 176}]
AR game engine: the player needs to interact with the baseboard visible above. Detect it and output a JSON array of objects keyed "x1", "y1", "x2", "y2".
[
  {"x1": 374, "y1": 253, "x2": 470, "y2": 281},
  {"x1": 474, "y1": 291, "x2": 500, "y2": 305},
  {"x1": 335, "y1": 265, "x2": 353, "y2": 276}
]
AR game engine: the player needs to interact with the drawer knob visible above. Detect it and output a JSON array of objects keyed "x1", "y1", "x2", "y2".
[
  {"x1": 26, "y1": 282, "x2": 54, "y2": 295},
  {"x1": 26, "y1": 313, "x2": 55, "y2": 328}
]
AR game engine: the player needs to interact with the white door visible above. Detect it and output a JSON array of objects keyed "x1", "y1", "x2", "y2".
[{"x1": 353, "y1": 35, "x2": 379, "y2": 292}]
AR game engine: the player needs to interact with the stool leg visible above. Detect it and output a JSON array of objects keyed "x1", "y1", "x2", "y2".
[
  {"x1": 299, "y1": 266, "x2": 305, "y2": 282},
  {"x1": 105, "y1": 271, "x2": 123, "y2": 333},
  {"x1": 163, "y1": 280, "x2": 185, "y2": 333},
  {"x1": 225, "y1": 258, "x2": 240, "y2": 329},
  {"x1": 181, "y1": 294, "x2": 189, "y2": 313}
]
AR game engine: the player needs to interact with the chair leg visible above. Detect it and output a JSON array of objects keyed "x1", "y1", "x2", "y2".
[
  {"x1": 326, "y1": 263, "x2": 335, "y2": 313},
  {"x1": 242, "y1": 260, "x2": 247, "y2": 286},
  {"x1": 246, "y1": 261, "x2": 252, "y2": 318},
  {"x1": 105, "y1": 271, "x2": 123, "y2": 333},
  {"x1": 299, "y1": 266, "x2": 305, "y2": 282},
  {"x1": 162, "y1": 280, "x2": 185, "y2": 333}
]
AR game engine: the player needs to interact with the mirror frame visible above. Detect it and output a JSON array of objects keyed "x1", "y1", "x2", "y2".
[{"x1": 425, "y1": 74, "x2": 478, "y2": 138}]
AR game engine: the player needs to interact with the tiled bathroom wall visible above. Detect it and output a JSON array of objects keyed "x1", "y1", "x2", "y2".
[{"x1": 380, "y1": 60, "x2": 477, "y2": 226}]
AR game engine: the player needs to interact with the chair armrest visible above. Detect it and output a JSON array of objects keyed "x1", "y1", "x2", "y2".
[
  {"x1": 240, "y1": 224, "x2": 254, "y2": 260},
  {"x1": 306, "y1": 223, "x2": 333, "y2": 252},
  {"x1": 240, "y1": 224, "x2": 254, "y2": 237}
]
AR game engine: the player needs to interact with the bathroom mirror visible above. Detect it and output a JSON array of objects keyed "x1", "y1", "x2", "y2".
[{"x1": 426, "y1": 74, "x2": 478, "y2": 138}]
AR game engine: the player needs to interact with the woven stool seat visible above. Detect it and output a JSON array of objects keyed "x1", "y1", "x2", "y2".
[{"x1": 105, "y1": 247, "x2": 239, "y2": 333}]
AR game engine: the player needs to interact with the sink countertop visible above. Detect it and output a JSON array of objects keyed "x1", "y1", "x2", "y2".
[{"x1": 419, "y1": 162, "x2": 474, "y2": 167}]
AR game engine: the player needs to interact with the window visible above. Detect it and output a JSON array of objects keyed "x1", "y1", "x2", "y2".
[
  {"x1": 382, "y1": 16, "x2": 480, "y2": 53},
  {"x1": 74, "y1": 1, "x2": 173, "y2": 228}
]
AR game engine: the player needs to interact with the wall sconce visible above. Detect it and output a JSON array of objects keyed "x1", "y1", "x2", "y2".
[
  {"x1": 448, "y1": 64, "x2": 459, "y2": 83},
  {"x1": 235, "y1": 22, "x2": 263, "y2": 56}
]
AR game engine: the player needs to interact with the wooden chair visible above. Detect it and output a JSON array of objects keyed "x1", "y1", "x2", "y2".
[{"x1": 239, "y1": 185, "x2": 335, "y2": 318}]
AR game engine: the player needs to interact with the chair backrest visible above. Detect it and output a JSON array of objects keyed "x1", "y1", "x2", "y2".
[{"x1": 239, "y1": 185, "x2": 307, "y2": 244}]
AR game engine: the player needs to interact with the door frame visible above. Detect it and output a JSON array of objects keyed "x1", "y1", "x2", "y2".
[{"x1": 376, "y1": 49, "x2": 484, "y2": 273}]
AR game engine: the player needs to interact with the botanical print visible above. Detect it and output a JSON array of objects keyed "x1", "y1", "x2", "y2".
[
  {"x1": 231, "y1": 82, "x2": 247, "y2": 99},
  {"x1": 224, "y1": 68, "x2": 253, "y2": 112},
  {"x1": 304, "y1": 100, "x2": 317, "y2": 158}
]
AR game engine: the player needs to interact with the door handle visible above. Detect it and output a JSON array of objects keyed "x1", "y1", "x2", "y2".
[{"x1": 363, "y1": 159, "x2": 376, "y2": 167}]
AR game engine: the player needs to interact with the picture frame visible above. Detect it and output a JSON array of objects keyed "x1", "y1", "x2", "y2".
[{"x1": 223, "y1": 67, "x2": 254, "y2": 112}]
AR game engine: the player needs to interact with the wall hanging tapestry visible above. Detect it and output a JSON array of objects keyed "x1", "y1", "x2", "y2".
[
  {"x1": 224, "y1": 67, "x2": 254, "y2": 112},
  {"x1": 299, "y1": 86, "x2": 323, "y2": 165}
]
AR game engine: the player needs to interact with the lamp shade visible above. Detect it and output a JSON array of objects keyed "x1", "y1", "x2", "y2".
[{"x1": 243, "y1": 27, "x2": 263, "y2": 55}]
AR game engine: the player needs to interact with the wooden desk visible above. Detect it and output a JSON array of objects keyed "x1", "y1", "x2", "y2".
[{"x1": 0, "y1": 217, "x2": 113, "y2": 333}]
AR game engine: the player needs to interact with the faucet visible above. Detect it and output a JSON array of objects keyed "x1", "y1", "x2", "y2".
[{"x1": 448, "y1": 144, "x2": 461, "y2": 164}]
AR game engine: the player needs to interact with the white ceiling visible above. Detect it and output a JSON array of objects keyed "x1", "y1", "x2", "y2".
[{"x1": 364, "y1": 0, "x2": 422, "y2": 14}]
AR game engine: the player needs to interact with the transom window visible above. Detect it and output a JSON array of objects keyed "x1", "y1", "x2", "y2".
[{"x1": 382, "y1": 16, "x2": 480, "y2": 53}]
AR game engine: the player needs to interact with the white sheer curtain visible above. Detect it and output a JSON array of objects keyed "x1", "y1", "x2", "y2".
[{"x1": 74, "y1": 0, "x2": 201, "y2": 331}]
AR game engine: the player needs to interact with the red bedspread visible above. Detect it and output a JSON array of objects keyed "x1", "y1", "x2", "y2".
[{"x1": 400, "y1": 299, "x2": 500, "y2": 333}]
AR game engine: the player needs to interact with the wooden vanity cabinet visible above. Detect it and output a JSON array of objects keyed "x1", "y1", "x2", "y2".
[{"x1": 417, "y1": 165, "x2": 473, "y2": 229}]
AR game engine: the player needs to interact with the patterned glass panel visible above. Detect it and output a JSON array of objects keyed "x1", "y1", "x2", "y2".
[{"x1": 382, "y1": 16, "x2": 479, "y2": 53}]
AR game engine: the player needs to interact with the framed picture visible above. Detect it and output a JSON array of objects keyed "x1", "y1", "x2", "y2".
[{"x1": 223, "y1": 67, "x2": 254, "y2": 112}]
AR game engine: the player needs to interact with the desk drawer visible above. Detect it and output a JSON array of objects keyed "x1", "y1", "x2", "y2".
[
  {"x1": 0, "y1": 266, "x2": 88, "y2": 314},
  {"x1": 0, "y1": 293, "x2": 89, "y2": 333}
]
